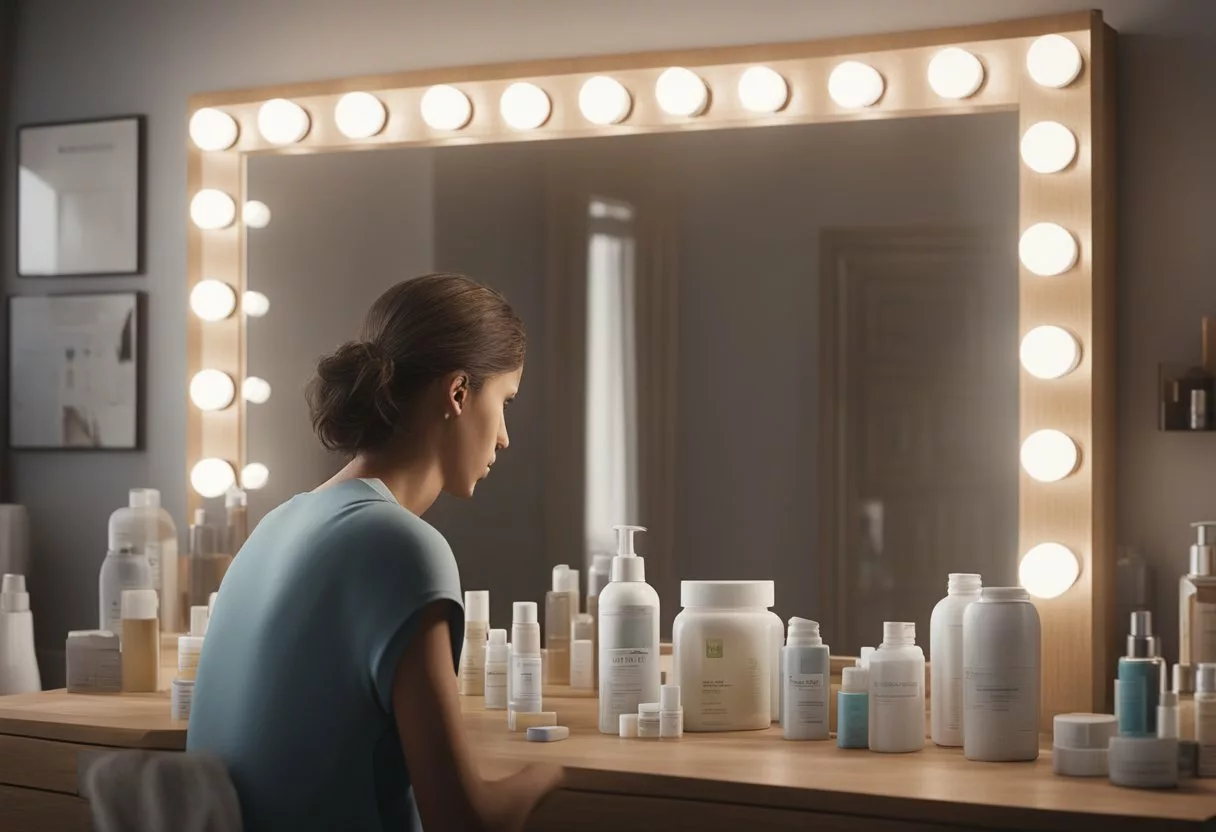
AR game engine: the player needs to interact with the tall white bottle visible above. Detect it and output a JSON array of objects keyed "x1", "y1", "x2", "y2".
[
  {"x1": 598, "y1": 524, "x2": 661, "y2": 734},
  {"x1": 0, "y1": 574, "x2": 41, "y2": 695},
  {"x1": 510, "y1": 602, "x2": 542, "y2": 714},
  {"x1": 782, "y1": 617, "x2": 831, "y2": 740},
  {"x1": 963, "y1": 587, "x2": 1040, "y2": 762},
  {"x1": 868, "y1": 621, "x2": 926, "y2": 753},
  {"x1": 929, "y1": 572, "x2": 982, "y2": 747},
  {"x1": 459, "y1": 590, "x2": 489, "y2": 696}
]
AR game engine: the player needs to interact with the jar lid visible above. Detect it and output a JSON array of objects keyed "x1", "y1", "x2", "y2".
[
  {"x1": 120, "y1": 589, "x2": 158, "y2": 620},
  {"x1": 680, "y1": 580, "x2": 774, "y2": 609},
  {"x1": 1053, "y1": 713, "x2": 1116, "y2": 750}
]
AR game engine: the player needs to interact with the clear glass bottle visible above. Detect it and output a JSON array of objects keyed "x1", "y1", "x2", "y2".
[
  {"x1": 1196, "y1": 663, "x2": 1216, "y2": 777},
  {"x1": 1181, "y1": 522, "x2": 1216, "y2": 669}
]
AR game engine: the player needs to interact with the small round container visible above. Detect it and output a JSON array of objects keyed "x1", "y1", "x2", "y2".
[
  {"x1": 660, "y1": 685, "x2": 683, "y2": 738},
  {"x1": 673, "y1": 581, "x2": 775, "y2": 732},
  {"x1": 1107, "y1": 736, "x2": 1179, "y2": 789},
  {"x1": 638, "y1": 702, "x2": 661, "y2": 738},
  {"x1": 1052, "y1": 713, "x2": 1115, "y2": 777},
  {"x1": 619, "y1": 713, "x2": 639, "y2": 738}
]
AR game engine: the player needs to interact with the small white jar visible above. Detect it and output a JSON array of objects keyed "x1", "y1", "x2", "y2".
[
  {"x1": 673, "y1": 581, "x2": 774, "y2": 732},
  {"x1": 637, "y1": 702, "x2": 661, "y2": 738},
  {"x1": 963, "y1": 586, "x2": 1041, "y2": 762}
]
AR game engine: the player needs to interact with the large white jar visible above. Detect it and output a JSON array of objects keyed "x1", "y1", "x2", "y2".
[
  {"x1": 673, "y1": 581, "x2": 773, "y2": 732},
  {"x1": 963, "y1": 586, "x2": 1041, "y2": 762}
]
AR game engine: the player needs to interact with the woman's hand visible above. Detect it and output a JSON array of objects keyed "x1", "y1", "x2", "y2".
[{"x1": 393, "y1": 602, "x2": 565, "y2": 832}]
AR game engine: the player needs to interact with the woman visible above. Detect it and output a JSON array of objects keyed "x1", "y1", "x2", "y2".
[{"x1": 189, "y1": 273, "x2": 564, "y2": 831}]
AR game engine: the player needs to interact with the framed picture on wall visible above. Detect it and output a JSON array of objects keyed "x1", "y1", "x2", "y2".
[
  {"x1": 16, "y1": 116, "x2": 145, "y2": 277},
  {"x1": 7, "y1": 292, "x2": 144, "y2": 451}
]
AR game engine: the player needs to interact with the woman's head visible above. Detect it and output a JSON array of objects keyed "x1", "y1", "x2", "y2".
[{"x1": 307, "y1": 273, "x2": 526, "y2": 497}]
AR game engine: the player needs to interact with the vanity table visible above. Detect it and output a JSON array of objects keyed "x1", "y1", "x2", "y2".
[{"x1": 0, "y1": 685, "x2": 1212, "y2": 832}]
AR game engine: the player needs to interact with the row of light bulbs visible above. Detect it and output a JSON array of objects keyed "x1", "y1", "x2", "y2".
[{"x1": 187, "y1": 34, "x2": 1091, "y2": 597}]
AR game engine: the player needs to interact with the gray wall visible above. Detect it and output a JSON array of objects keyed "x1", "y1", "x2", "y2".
[{"x1": 5, "y1": 0, "x2": 1216, "y2": 680}]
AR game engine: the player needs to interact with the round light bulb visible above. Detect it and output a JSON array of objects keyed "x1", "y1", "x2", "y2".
[
  {"x1": 189, "y1": 280, "x2": 236, "y2": 322},
  {"x1": 257, "y1": 98, "x2": 310, "y2": 145},
  {"x1": 190, "y1": 189, "x2": 236, "y2": 230},
  {"x1": 1019, "y1": 542, "x2": 1081, "y2": 599},
  {"x1": 243, "y1": 200, "x2": 271, "y2": 229},
  {"x1": 241, "y1": 463, "x2": 270, "y2": 491},
  {"x1": 737, "y1": 65, "x2": 789, "y2": 113},
  {"x1": 1020, "y1": 429, "x2": 1080, "y2": 482},
  {"x1": 420, "y1": 85, "x2": 472, "y2": 131},
  {"x1": 499, "y1": 82, "x2": 550, "y2": 131},
  {"x1": 1020, "y1": 325, "x2": 1082, "y2": 380},
  {"x1": 655, "y1": 67, "x2": 709, "y2": 117},
  {"x1": 189, "y1": 369, "x2": 236, "y2": 411},
  {"x1": 334, "y1": 91, "x2": 387, "y2": 139},
  {"x1": 578, "y1": 76, "x2": 632, "y2": 125},
  {"x1": 1026, "y1": 34, "x2": 1083, "y2": 88},
  {"x1": 1020, "y1": 121, "x2": 1078, "y2": 174},
  {"x1": 189, "y1": 108, "x2": 239, "y2": 152},
  {"x1": 828, "y1": 60, "x2": 885, "y2": 109},
  {"x1": 242, "y1": 291, "x2": 270, "y2": 318},
  {"x1": 927, "y1": 47, "x2": 985, "y2": 99},
  {"x1": 1019, "y1": 222, "x2": 1078, "y2": 276},
  {"x1": 242, "y1": 376, "x2": 272, "y2": 404},
  {"x1": 191, "y1": 458, "x2": 236, "y2": 499}
]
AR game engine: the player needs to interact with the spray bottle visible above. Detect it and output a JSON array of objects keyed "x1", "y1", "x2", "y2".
[
  {"x1": 0, "y1": 574, "x2": 41, "y2": 694},
  {"x1": 597, "y1": 524, "x2": 661, "y2": 733}
]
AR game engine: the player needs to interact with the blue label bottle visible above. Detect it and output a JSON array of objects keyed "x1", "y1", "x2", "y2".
[
  {"x1": 837, "y1": 665, "x2": 869, "y2": 748},
  {"x1": 1115, "y1": 610, "x2": 1165, "y2": 737}
]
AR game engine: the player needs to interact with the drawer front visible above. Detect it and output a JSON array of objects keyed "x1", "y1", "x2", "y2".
[
  {"x1": 0, "y1": 784, "x2": 91, "y2": 832},
  {"x1": 0, "y1": 734, "x2": 109, "y2": 794}
]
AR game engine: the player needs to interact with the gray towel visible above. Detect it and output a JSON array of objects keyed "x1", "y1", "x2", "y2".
[{"x1": 77, "y1": 749, "x2": 243, "y2": 832}]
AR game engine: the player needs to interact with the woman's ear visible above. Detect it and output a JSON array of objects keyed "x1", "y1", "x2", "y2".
[{"x1": 447, "y1": 373, "x2": 469, "y2": 415}]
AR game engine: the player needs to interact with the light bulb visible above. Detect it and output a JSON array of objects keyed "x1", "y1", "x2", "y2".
[
  {"x1": 1020, "y1": 325, "x2": 1082, "y2": 380},
  {"x1": 242, "y1": 376, "x2": 271, "y2": 404},
  {"x1": 655, "y1": 67, "x2": 709, "y2": 117},
  {"x1": 243, "y1": 291, "x2": 270, "y2": 318},
  {"x1": 189, "y1": 108, "x2": 239, "y2": 151},
  {"x1": 335, "y1": 91, "x2": 387, "y2": 139},
  {"x1": 420, "y1": 85, "x2": 472, "y2": 131},
  {"x1": 1019, "y1": 222, "x2": 1078, "y2": 276},
  {"x1": 191, "y1": 458, "x2": 236, "y2": 499},
  {"x1": 243, "y1": 200, "x2": 271, "y2": 229},
  {"x1": 737, "y1": 65, "x2": 789, "y2": 113},
  {"x1": 189, "y1": 280, "x2": 236, "y2": 322},
  {"x1": 499, "y1": 82, "x2": 550, "y2": 131},
  {"x1": 189, "y1": 369, "x2": 236, "y2": 411},
  {"x1": 257, "y1": 98, "x2": 310, "y2": 144},
  {"x1": 1020, "y1": 429, "x2": 1080, "y2": 482},
  {"x1": 578, "y1": 76, "x2": 632, "y2": 125},
  {"x1": 190, "y1": 189, "x2": 236, "y2": 230},
  {"x1": 1026, "y1": 34, "x2": 1083, "y2": 88},
  {"x1": 828, "y1": 60, "x2": 885, "y2": 109},
  {"x1": 927, "y1": 47, "x2": 985, "y2": 99},
  {"x1": 1019, "y1": 542, "x2": 1081, "y2": 599},
  {"x1": 1020, "y1": 121, "x2": 1078, "y2": 174},
  {"x1": 241, "y1": 463, "x2": 270, "y2": 490}
]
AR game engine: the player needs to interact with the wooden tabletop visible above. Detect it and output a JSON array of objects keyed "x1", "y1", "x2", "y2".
[
  {"x1": 463, "y1": 690, "x2": 1216, "y2": 831},
  {"x1": 3, "y1": 686, "x2": 1214, "y2": 830}
]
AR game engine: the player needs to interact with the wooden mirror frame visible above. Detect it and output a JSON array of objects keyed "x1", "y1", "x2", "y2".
[{"x1": 185, "y1": 11, "x2": 1115, "y2": 725}]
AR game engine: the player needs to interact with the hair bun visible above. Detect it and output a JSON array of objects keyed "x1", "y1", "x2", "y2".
[{"x1": 307, "y1": 340, "x2": 399, "y2": 453}]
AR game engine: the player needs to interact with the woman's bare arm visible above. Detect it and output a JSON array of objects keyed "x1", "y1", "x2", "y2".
[{"x1": 393, "y1": 601, "x2": 564, "y2": 832}]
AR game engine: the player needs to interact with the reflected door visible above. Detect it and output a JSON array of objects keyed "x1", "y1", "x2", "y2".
[{"x1": 820, "y1": 229, "x2": 1019, "y2": 654}]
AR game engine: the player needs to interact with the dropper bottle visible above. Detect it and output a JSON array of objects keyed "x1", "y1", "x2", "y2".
[{"x1": 596, "y1": 524, "x2": 661, "y2": 734}]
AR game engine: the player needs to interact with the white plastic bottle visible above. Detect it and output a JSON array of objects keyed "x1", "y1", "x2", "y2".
[
  {"x1": 0, "y1": 574, "x2": 41, "y2": 695},
  {"x1": 782, "y1": 617, "x2": 831, "y2": 740},
  {"x1": 929, "y1": 572, "x2": 982, "y2": 747},
  {"x1": 459, "y1": 590, "x2": 490, "y2": 696},
  {"x1": 511, "y1": 602, "x2": 542, "y2": 714},
  {"x1": 963, "y1": 587, "x2": 1041, "y2": 761},
  {"x1": 868, "y1": 621, "x2": 926, "y2": 753},
  {"x1": 98, "y1": 528, "x2": 153, "y2": 644},
  {"x1": 125, "y1": 489, "x2": 180, "y2": 633},
  {"x1": 766, "y1": 598, "x2": 784, "y2": 724},
  {"x1": 598, "y1": 524, "x2": 660, "y2": 734},
  {"x1": 484, "y1": 629, "x2": 509, "y2": 710},
  {"x1": 1198, "y1": 663, "x2": 1216, "y2": 777}
]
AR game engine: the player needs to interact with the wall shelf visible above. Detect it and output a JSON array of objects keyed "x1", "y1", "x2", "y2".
[{"x1": 1159, "y1": 316, "x2": 1216, "y2": 431}]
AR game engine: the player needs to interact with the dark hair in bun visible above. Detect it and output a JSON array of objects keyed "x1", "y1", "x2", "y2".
[{"x1": 307, "y1": 273, "x2": 526, "y2": 456}]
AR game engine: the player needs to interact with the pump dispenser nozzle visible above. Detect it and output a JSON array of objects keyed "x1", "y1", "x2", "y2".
[{"x1": 610, "y1": 525, "x2": 648, "y2": 582}]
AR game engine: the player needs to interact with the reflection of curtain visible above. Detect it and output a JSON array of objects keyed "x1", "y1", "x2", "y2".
[{"x1": 584, "y1": 230, "x2": 639, "y2": 556}]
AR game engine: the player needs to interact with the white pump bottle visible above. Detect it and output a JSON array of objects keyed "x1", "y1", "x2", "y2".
[{"x1": 597, "y1": 524, "x2": 661, "y2": 734}]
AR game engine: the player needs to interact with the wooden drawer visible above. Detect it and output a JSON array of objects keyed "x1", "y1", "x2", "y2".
[
  {"x1": 0, "y1": 733, "x2": 109, "y2": 794},
  {"x1": 0, "y1": 784, "x2": 91, "y2": 832}
]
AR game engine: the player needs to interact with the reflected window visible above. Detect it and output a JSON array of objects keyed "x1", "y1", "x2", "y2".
[{"x1": 585, "y1": 197, "x2": 639, "y2": 558}]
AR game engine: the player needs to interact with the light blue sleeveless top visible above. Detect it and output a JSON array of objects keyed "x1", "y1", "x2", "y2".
[{"x1": 188, "y1": 478, "x2": 464, "y2": 832}]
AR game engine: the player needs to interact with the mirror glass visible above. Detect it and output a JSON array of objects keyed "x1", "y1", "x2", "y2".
[{"x1": 245, "y1": 112, "x2": 1020, "y2": 653}]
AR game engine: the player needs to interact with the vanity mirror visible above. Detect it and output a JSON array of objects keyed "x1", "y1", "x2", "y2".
[{"x1": 186, "y1": 12, "x2": 1115, "y2": 723}]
